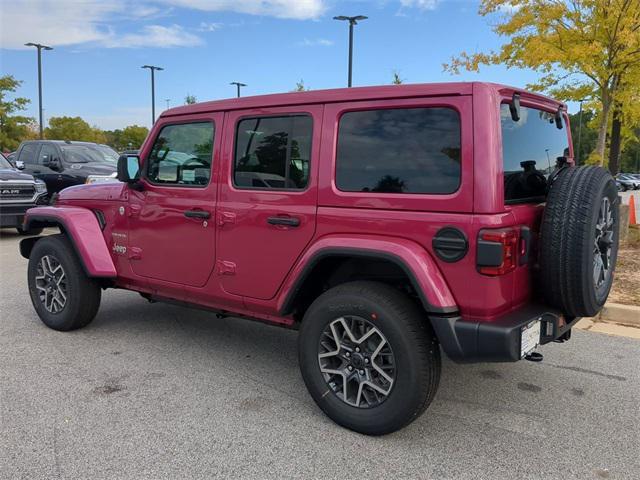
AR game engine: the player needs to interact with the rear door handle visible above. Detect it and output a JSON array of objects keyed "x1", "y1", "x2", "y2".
[
  {"x1": 267, "y1": 216, "x2": 300, "y2": 227},
  {"x1": 184, "y1": 210, "x2": 210, "y2": 219}
]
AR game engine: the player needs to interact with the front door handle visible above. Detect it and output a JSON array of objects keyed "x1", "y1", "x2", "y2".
[
  {"x1": 184, "y1": 210, "x2": 210, "y2": 219},
  {"x1": 267, "y1": 216, "x2": 300, "y2": 227}
]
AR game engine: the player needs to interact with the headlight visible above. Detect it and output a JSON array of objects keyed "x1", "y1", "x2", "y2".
[
  {"x1": 35, "y1": 181, "x2": 48, "y2": 193},
  {"x1": 85, "y1": 173, "x2": 119, "y2": 184}
]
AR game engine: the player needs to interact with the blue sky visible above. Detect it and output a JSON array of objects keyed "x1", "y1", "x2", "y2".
[{"x1": 1, "y1": 0, "x2": 551, "y2": 130}]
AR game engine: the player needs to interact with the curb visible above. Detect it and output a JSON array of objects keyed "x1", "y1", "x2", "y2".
[{"x1": 598, "y1": 303, "x2": 640, "y2": 327}]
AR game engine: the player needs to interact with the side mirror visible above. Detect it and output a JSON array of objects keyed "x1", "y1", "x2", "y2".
[
  {"x1": 117, "y1": 155, "x2": 141, "y2": 183},
  {"x1": 15, "y1": 160, "x2": 25, "y2": 170}
]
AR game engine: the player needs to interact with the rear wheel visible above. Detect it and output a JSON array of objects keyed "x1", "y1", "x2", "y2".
[
  {"x1": 27, "y1": 234, "x2": 101, "y2": 331},
  {"x1": 298, "y1": 281, "x2": 440, "y2": 435},
  {"x1": 539, "y1": 166, "x2": 619, "y2": 317}
]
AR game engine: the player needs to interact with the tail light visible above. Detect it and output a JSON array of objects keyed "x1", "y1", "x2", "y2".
[{"x1": 477, "y1": 228, "x2": 519, "y2": 276}]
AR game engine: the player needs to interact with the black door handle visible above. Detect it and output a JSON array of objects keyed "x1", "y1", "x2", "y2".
[
  {"x1": 184, "y1": 210, "x2": 210, "y2": 219},
  {"x1": 267, "y1": 216, "x2": 300, "y2": 227}
]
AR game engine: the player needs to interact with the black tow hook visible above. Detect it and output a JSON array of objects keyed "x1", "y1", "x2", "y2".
[{"x1": 525, "y1": 352, "x2": 544, "y2": 362}]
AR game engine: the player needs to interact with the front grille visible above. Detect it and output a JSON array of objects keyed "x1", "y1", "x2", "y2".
[{"x1": 0, "y1": 184, "x2": 36, "y2": 201}]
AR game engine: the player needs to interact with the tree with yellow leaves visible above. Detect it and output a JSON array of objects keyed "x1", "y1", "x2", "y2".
[{"x1": 444, "y1": 0, "x2": 640, "y2": 165}]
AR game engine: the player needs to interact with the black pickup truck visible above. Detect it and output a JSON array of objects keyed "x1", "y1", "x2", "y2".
[{"x1": 0, "y1": 152, "x2": 48, "y2": 235}]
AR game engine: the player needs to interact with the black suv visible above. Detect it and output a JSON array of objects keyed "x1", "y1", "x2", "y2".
[
  {"x1": 14, "y1": 140, "x2": 119, "y2": 193},
  {"x1": 0, "y1": 152, "x2": 48, "y2": 235}
]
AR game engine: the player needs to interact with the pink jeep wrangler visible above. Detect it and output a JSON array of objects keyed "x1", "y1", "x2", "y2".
[{"x1": 20, "y1": 83, "x2": 619, "y2": 435}]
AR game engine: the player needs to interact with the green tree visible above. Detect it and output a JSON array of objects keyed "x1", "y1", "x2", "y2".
[
  {"x1": 569, "y1": 110, "x2": 598, "y2": 165},
  {"x1": 0, "y1": 75, "x2": 37, "y2": 151},
  {"x1": 444, "y1": 0, "x2": 640, "y2": 165},
  {"x1": 184, "y1": 94, "x2": 197, "y2": 105},
  {"x1": 103, "y1": 125, "x2": 149, "y2": 151},
  {"x1": 293, "y1": 80, "x2": 308, "y2": 92},
  {"x1": 44, "y1": 116, "x2": 106, "y2": 143}
]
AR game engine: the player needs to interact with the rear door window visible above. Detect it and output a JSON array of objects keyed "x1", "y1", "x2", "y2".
[
  {"x1": 501, "y1": 104, "x2": 570, "y2": 203},
  {"x1": 335, "y1": 107, "x2": 461, "y2": 194}
]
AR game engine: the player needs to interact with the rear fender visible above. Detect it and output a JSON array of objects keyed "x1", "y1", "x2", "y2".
[
  {"x1": 278, "y1": 235, "x2": 457, "y2": 315},
  {"x1": 21, "y1": 206, "x2": 117, "y2": 278}
]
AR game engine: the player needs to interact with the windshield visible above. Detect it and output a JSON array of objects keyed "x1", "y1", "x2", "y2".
[
  {"x1": 95, "y1": 144, "x2": 119, "y2": 163},
  {"x1": 0, "y1": 152, "x2": 13, "y2": 169},
  {"x1": 60, "y1": 144, "x2": 115, "y2": 163},
  {"x1": 501, "y1": 104, "x2": 570, "y2": 203}
]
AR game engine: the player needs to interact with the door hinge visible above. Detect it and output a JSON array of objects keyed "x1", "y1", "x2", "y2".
[
  {"x1": 216, "y1": 260, "x2": 236, "y2": 275},
  {"x1": 128, "y1": 247, "x2": 142, "y2": 260}
]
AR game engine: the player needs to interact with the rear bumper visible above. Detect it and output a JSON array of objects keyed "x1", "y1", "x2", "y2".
[{"x1": 431, "y1": 303, "x2": 579, "y2": 363}]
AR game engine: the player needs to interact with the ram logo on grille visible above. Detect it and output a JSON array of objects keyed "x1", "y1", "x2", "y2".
[{"x1": 2, "y1": 189, "x2": 21, "y2": 195}]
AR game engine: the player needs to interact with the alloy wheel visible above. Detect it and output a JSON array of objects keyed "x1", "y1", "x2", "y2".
[
  {"x1": 318, "y1": 316, "x2": 396, "y2": 408},
  {"x1": 35, "y1": 255, "x2": 67, "y2": 313},
  {"x1": 593, "y1": 196, "x2": 615, "y2": 290}
]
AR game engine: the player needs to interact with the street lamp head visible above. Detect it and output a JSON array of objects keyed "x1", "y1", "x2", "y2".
[
  {"x1": 230, "y1": 82, "x2": 247, "y2": 87},
  {"x1": 25, "y1": 42, "x2": 53, "y2": 50},
  {"x1": 333, "y1": 15, "x2": 368, "y2": 24},
  {"x1": 141, "y1": 65, "x2": 164, "y2": 71}
]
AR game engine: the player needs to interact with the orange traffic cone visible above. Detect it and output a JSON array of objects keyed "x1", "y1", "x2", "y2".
[{"x1": 629, "y1": 194, "x2": 637, "y2": 225}]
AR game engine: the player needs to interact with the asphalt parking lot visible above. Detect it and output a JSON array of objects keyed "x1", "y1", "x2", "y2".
[{"x1": 1, "y1": 230, "x2": 639, "y2": 480}]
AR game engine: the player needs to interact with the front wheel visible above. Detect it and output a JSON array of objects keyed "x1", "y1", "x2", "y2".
[
  {"x1": 27, "y1": 234, "x2": 101, "y2": 331},
  {"x1": 298, "y1": 281, "x2": 441, "y2": 435}
]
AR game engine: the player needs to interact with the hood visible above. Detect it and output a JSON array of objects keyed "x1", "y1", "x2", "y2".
[
  {"x1": 58, "y1": 181, "x2": 126, "y2": 202},
  {"x1": 67, "y1": 162, "x2": 117, "y2": 175},
  {"x1": 0, "y1": 168, "x2": 36, "y2": 182}
]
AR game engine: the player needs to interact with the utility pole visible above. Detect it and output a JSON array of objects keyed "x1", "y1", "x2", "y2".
[
  {"x1": 141, "y1": 65, "x2": 164, "y2": 124},
  {"x1": 24, "y1": 43, "x2": 53, "y2": 138},
  {"x1": 165, "y1": 99, "x2": 171, "y2": 109},
  {"x1": 230, "y1": 82, "x2": 247, "y2": 98},
  {"x1": 333, "y1": 15, "x2": 368, "y2": 87}
]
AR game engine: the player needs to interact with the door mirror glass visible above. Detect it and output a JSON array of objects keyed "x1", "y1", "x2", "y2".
[{"x1": 117, "y1": 155, "x2": 140, "y2": 183}]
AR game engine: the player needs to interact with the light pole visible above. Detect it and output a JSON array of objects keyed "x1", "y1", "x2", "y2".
[
  {"x1": 141, "y1": 65, "x2": 164, "y2": 124},
  {"x1": 577, "y1": 98, "x2": 585, "y2": 165},
  {"x1": 165, "y1": 98, "x2": 171, "y2": 109},
  {"x1": 230, "y1": 82, "x2": 247, "y2": 98},
  {"x1": 333, "y1": 15, "x2": 367, "y2": 87},
  {"x1": 24, "y1": 42, "x2": 53, "y2": 139}
]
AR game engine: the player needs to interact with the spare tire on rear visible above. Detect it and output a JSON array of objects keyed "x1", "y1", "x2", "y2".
[{"x1": 539, "y1": 166, "x2": 620, "y2": 317}]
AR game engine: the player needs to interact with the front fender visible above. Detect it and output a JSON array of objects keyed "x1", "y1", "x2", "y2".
[
  {"x1": 278, "y1": 235, "x2": 457, "y2": 315},
  {"x1": 21, "y1": 206, "x2": 117, "y2": 278}
]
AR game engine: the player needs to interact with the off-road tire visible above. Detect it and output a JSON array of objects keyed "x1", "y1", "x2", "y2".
[
  {"x1": 539, "y1": 166, "x2": 619, "y2": 317},
  {"x1": 298, "y1": 281, "x2": 441, "y2": 436},
  {"x1": 27, "y1": 234, "x2": 101, "y2": 331},
  {"x1": 16, "y1": 226, "x2": 43, "y2": 236}
]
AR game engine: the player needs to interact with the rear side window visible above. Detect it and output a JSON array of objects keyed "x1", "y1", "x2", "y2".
[
  {"x1": 234, "y1": 115, "x2": 312, "y2": 190},
  {"x1": 146, "y1": 122, "x2": 214, "y2": 186},
  {"x1": 336, "y1": 108, "x2": 461, "y2": 194},
  {"x1": 18, "y1": 144, "x2": 39, "y2": 164},
  {"x1": 501, "y1": 104, "x2": 570, "y2": 203}
]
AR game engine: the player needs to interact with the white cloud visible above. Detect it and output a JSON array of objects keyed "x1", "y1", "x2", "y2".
[
  {"x1": 399, "y1": 0, "x2": 440, "y2": 10},
  {"x1": 161, "y1": 0, "x2": 326, "y2": 19},
  {"x1": 0, "y1": 0, "x2": 325, "y2": 50},
  {"x1": 198, "y1": 22, "x2": 224, "y2": 32},
  {"x1": 103, "y1": 24, "x2": 202, "y2": 48},
  {"x1": 298, "y1": 38, "x2": 334, "y2": 47}
]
